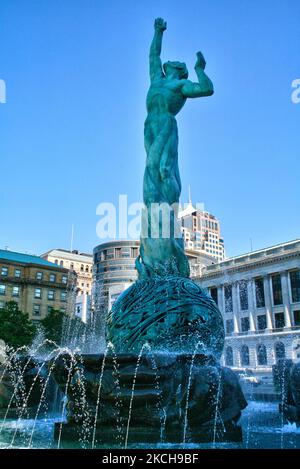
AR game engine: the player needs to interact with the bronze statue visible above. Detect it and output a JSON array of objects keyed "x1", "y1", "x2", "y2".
[{"x1": 136, "y1": 18, "x2": 214, "y2": 278}]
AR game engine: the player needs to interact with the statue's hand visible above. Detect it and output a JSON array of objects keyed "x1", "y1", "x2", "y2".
[
  {"x1": 154, "y1": 17, "x2": 167, "y2": 32},
  {"x1": 195, "y1": 51, "x2": 206, "y2": 70}
]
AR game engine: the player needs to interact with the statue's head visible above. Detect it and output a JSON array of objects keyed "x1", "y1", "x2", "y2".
[{"x1": 163, "y1": 61, "x2": 188, "y2": 79}]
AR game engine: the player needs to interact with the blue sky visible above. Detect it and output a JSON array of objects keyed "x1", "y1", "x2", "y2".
[{"x1": 0, "y1": 0, "x2": 299, "y2": 258}]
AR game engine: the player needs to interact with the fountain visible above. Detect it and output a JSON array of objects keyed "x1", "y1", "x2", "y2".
[
  {"x1": 49, "y1": 17, "x2": 247, "y2": 446},
  {"x1": 2, "y1": 18, "x2": 300, "y2": 451},
  {"x1": 273, "y1": 358, "x2": 300, "y2": 426}
]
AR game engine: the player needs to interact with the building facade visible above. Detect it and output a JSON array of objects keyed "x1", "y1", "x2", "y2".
[
  {"x1": 196, "y1": 240, "x2": 300, "y2": 370},
  {"x1": 93, "y1": 241, "x2": 139, "y2": 313},
  {"x1": 178, "y1": 203, "x2": 225, "y2": 262},
  {"x1": 0, "y1": 249, "x2": 76, "y2": 322},
  {"x1": 75, "y1": 294, "x2": 92, "y2": 323},
  {"x1": 42, "y1": 249, "x2": 93, "y2": 322},
  {"x1": 41, "y1": 249, "x2": 93, "y2": 295}
]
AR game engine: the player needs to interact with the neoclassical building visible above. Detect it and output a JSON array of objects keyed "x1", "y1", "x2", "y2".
[{"x1": 196, "y1": 239, "x2": 300, "y2": 369}]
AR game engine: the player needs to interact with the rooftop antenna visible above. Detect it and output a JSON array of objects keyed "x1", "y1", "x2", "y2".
[
  {"x1": 70, "y1": 224, "x2": 74, "y2": 252},
  {"x1": 188, "y1": 185, "x2": 192, "y2": 205}
]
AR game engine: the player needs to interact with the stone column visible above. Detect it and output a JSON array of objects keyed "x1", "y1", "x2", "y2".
[
  {"x1": 281, "y1": 271, "x2": 292, "y2": 329},
  {"x1": 263, "y1": 275, "x2": 273, "y2": 330},
  {"x1": 232, "y1": 282, "x2": 239, "y2": 334},
  {"x1": 217, "y1": 285, "x2": 224, "y2": 314},
  {"x1": 248, "y1": 279, "x2": 256, "y2": 332}
]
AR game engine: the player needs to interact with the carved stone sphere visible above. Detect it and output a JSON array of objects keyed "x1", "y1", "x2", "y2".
[{"x1": 106, "y1": 276, "x2": 224, "y2": 357}]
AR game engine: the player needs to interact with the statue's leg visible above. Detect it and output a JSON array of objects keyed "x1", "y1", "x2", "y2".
[
  {"x1": 159, "y1": 118, "x2": 181, "y2": 205},
  {"x1": 144, "y1": 115, "x2": 172, "y2": 204},
  {"x1": 144, "y1": 116, "x2": 153, "y2": 155},
  {"x1": 143, "y1": 118, "x2": 161, "y2": 204}
]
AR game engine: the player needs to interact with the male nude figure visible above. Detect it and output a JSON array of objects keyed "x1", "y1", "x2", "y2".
[
  {"x1": 137, "y1": 17, "x2": 214, "y2": 278},
  {"x1": 143, "y1": 17, "x2": 214, "y2": 207}
]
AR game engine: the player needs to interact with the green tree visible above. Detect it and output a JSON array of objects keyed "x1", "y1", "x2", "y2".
[
  {"x1": 41, "y1": 308, "x2": 65, "y2": 345},
  {"x1": 0, "y1": 301, "x2": 36, "y2": 349}
]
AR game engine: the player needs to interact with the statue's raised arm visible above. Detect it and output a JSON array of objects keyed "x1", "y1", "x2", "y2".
[
  {"x1": 182, "y1": 51, "x2": 214, "y2": 98},
  {"x1": 149, "y1": 18, "x2": 167, "y2": 81}
]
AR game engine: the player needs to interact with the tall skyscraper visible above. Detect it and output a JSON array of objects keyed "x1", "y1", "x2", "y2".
[{"x1": 178, "y1": 202, "x2": 225, "y2": 262}]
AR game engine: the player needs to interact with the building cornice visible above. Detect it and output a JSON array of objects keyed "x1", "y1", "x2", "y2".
[{"x1": 197, "y1": 249, "x2": 300, "y2": 282}]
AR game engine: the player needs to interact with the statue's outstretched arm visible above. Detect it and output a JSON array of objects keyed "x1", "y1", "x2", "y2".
[
  {"x1": 182, "y1": 51, "x2": 214, "y2": 98},
  {"x1": 149, "y1": 18, "x2": 166, "y2": 81}
]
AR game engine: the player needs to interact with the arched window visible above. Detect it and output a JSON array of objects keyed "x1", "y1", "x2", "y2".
[
  {"x1": 257, "y1": 344, "x2": 267, "y2": 365},
  {"x1": 241, "y1": 345, "x2": 250, "y2": 366},
  {"x1": 225, "y1": 346, "x2": 234, "y2": 366},
  {"x1": 60, "y1": 260, "x2": 63, "y2": 267},
  {"x1": 80, "y1": 264, "x2": 84, "y2": 272},
  {"x1": 85, "y1": 265, "x2": 89, "y2": 272},
  {"x1": 275, "y1": 342, "x2": 285, "y2": 361}
]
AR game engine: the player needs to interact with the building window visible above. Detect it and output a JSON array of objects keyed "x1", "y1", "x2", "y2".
[
  {"x1": 34, "y1": 288, "x2": 42, "y2": 299},
  {"x1": 274, "y1": 312, "x2": 285, "y2": 329},
  {"x1": 0, "y1": 285, "x2": 6, "y2": 296},
  {"x1": 61, "y1": 291, "x2": 67, "y2": 302},
  {"x1": 80, "y1": 264, "x2": 84, "y2": 272},
  {"x1": 70, "y1": 263, "x2": 74, "y2": 270},
  {"x1": 0, "y1": 301, "x2": 5, "y2": 309},
  {"x1": 272, "y1": 274, "x2": 283, "y2": 305},
  {"x1": 224, "y1": 285, "x2": 233, "y2": 313},
  {"x1": 131, "y1": 247, "x2": 139, "y2": 258},
  {"x1": 255, "y1": 278, "x2": 265, "y2": 308},
  {"x1": 275, "y1": 342, "x2": 285, "y2": 362},
  {"x1": 226, "y1": 319, "x2": 234, "y2": 335},
  {"x1": 12, "y1": 286, "x2": 20, "y2": 297},
  {"x1": 225, "y1": 347, "x2": 234, "y2": 366},
  {"x1": 257, "y1": 314, "x2": 267, "y2": 331},
  {"x1": 33, "y1": 304, "x2": 41, "y2": 316},
  {"x1": 290, "y1": 270, "x2": 300, "y2": 303},
  {"x1": 49, "y1": 274, "x2": 56, "y2": 283},
  {"x1": 14, "y1": 269, "x2": 21, "y2": 278},
  {"x1": 85, "y1": 265, "x2": 89, "y2": 272},
  {"x1": 241, "y1": 317, "x2": 250, "y2": 332},
  {"x1": 257, "y1": 344, "x2": 267, "y2": 365},
  {"x1": 36, "y1": 271, "x2": 43, "y2": 280},
  {"x1": 60, "y1": 260, "x2": 64, "y2": 267},
  {"x1": 241, "y1": 345, "x2": 250, "y2": 366},
  {"x1": 100, "y1": 251, "x2": 106, "y2": 261},
  {"x1": 1, "y1": 267, "x2": 8, "y2": 277},
  {"x1": 54, "y1": 259, "x2": 58, "y2": 264},
  {"x1": 48, "y1": 290, "x2": 55, "y2": 300},
  {"x1": 239, "y1": 281, "x2": 248, "y2": 310},
  {"x1": 62, "y1": 275, "x2": 68, "y2": 284},
  {"x1": 115, "y1": 248, "x2": 122, "y2": 259},
  {"x1": 210, "y1": 287, "x2": 218, "y2": 305},
  {"x1": 47, "y1": 306, "x2": 54, "y2": 314},
  {"x1": 294, "y1": 310, "x2": 300, "y2": 326}
]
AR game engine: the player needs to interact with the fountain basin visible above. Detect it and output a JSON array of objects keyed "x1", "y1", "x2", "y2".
[{"x1": 51, "y1": 352, "x2": 247, "y2": 447}]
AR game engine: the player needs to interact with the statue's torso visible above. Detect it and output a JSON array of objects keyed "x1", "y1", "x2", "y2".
[{"x1": 146, "y1": 78, "x2": 187, "y2": 116}]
